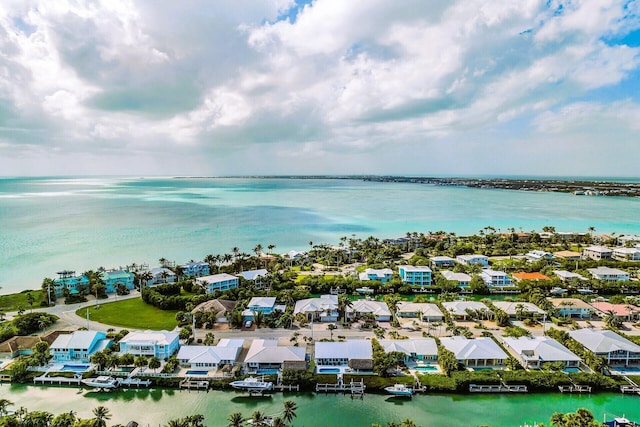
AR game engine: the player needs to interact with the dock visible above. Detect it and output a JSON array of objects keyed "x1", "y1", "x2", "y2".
[
  {"x1": 120, "y1": 377, "x2": 152, "y2": 388},
  {"x1": 558, "y1": 385, "x2": 592, "y2": 393},
  {"x1": 620, "y1": 376, "x2": 640, "y2": 395},
  {"x1": 179, "y1": 378, "x2": 209, "y2": 391},
  {"x1": 315, "y1": 379, "x2": 366, "y2": 396},
  {"x1": 273, "y1": 384, "x2": 299, "y2": 392},
  {"x1": 34, "y1": 375, "x2": 82, "y2": 386},
  {"x1": 469, "y1": 383, "x2": 527, "y2": 393}
]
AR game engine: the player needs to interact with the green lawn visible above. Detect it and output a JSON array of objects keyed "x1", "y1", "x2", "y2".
[
  {"x1": 76, "y1": 298, "x2": 178, "y2": 330},
  {"x1": 0, "y1": 289, "x2": 44, "y2": 313}
]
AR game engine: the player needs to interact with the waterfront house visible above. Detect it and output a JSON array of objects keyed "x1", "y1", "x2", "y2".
[
  {"x1": 379, "y1": 338, "x2": 438, "y2": 364},
  {"x1": 511, "y1": 272, "x2": 551, "y2": 282},
  {"x1": 50, "y1": 331, "x2": 112, "y2": 363},
  {"x1": 429, "y1": 256, "x2": 456, "y2": 268},
  {"x1": 196, "y1": 273, "x2": 239, "y2": 294},
  {"x1": 526, "y1": 250, "x2": 553, "y2": 262},
  {"x1": 582, "y1": 246, "x2": 613, "y2": 261},
  {"x1": 0, "y1": 331, "x2": 64, "y2": 359},
  {"x1": 398, "y1": 265, "x2": 432, "y2": 287},
  {"x1": 553, "y1": 270, "x2": 588, "y2": 283},
  {"x1": 177, "y1": 339, "x2": 244, "y2": 370},
  {"x1": 502, "y1": 336, "x2": 581, "y2": 370},
  {"x1": 568, "y1": 329, "x2": 640, "y2": 365},
  {"x1": 442, "y1": 301, "x2": 491, "y2": 320},
  {"x1": 618, "y1": 235, "x2": 640, "y2": 246},
  {"x1": 587, "y1": 266, "x2": 630, "y2": 282},
  {"x1": 315, "y1": 340, "x2": 373, "y2": 371},
  {"x1": 359, "y1": 268, "x2": 393, "y2": 283},
  {"x1": 440, "y1": 271, "x2": 471, "y2": 289},
  {"x1": 181, "y1": 261, "x2": 210, "y2": 278},
  {"x1": 244, "y1": 339, "x2": 306, "y2": 372},
  {"x1": 346, "y1": 300, "x2": 391, "y2": 322},
  {"x1": 613, "y1": 247, "x2": 640, "y2": 261},
  {"x1": 293, "y1": 295, "x2": 339, "y2": 322},
  {"x1": 589, "y1": 302, "x2": 640, "y2": 321},
  {"x1": 119, "y1": 330, "x2": 180, "y2": 359},
  {"x1": 440, "y1": 337, "x2": 507, "y2": 368},
  {"x1": 100, "y1": 270, "x2": 135, "y2": 293},
  {"x1": 238, "y1": 269, "x2": 270, "y2": 289},
  {"x1": 396, "y1": 302, "x2": 444, "y2": 322},
  {"x1": 553, "y1": 250, "x2": 583, "y2": 261},
  {"x1": 53, "y1": 270, "x2": 89, "y2": 297},
  {"x1": 550, "y1": 298, "x2": 593, "y2": 318},
  {"x1": 480, "y1": 269, "x2": 512, "y2": 287},
  {"x1": 146, "y1": 268, "x2": 176, "y2": 287},
  {"x1": 492, "y1": 301, "x2": 546, "y2": 318},
  {"x1": 242, "y1": 297, "x2": 286, "y2": 321},
  {"x1": 455, "y1": 254, "x2": 489, "y2": 267}
]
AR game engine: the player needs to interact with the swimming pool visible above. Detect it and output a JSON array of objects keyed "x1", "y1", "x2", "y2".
[
  {"x1": 318, "y1": 368, "x2": 341, "y2": 373},
  {"x1": 186, "y1": 370, "x2": 209, "y2": 376},
  {"x1": 257, "y1": 369, "x2": 278, "y2": 375},
  {"x1": 415, "y1": 365, "x2": 438, "y2": 372},
  {"x1": 61, "y1": 364, "x2": 90, "y2": 372},
  {"x1": 563, "y1": 368, "x2": 581, "y2": 373}
]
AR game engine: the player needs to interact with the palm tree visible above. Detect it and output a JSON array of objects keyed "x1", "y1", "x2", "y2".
[
  {"x1": 327, "y1": 323, "x2": 337, "y2": 340},
  {"x1": 148, "y1": 356, "x2": 161, "y2": 373},
  {"x1": 282, "y1": 400, "x2": 298, "y2": 424},
  {"x1": 26, "y1": 293, "x2": 35, "y2": 313},
  {"x1": 268, "y1": 244, "x2": 276, "y2": 255},
  {"x1": 271, "y1": 417, "x2": 287, "y2": 427},
  {"x1": 232, "y1": 247, "x2": 240, "y2": 262},
  {"x1": 0, "y1": 399, "x2": 12, "y2": 416},
  {"x1": 92, "y1": 406, "x2": 112, "y2": 427},
  {"x1": 51, "y1": 411, "x2": 77, "y2": 427},
  {"x1": 249, "y1": 411, "x2": 269, "y2": 427},
  {"x1": 337, "y1": 293, "x2": 353, "y2": 324},
  {"x1": 226, "y1": 412, "x2": 244, "y2": 427}
]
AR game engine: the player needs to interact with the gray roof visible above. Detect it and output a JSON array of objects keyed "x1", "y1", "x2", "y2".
[
  {"x1": 398, "y1": 265, "x2": 432, "y2": 272},
  {"x1": 379, "y1": 338, "x2": 437, "y2": 357},
  {"x1": 440, "y1": 337, "x2": 507, "y2": 361},
  {"x1": 177, "y1": 343, "x2": 243, "y2": 364},
  {"x1": 197, "y1": 273, "x2": 238, "y2": 284},
  {"x1": 238, "y1": 269, "x2": 268, "y2": 281},
  {"x1": 492, "y1": 301, "x2": 546, "y2": 316},
  {"x1": 568, "y1": 329, "x2": 640, "y2": 354},
  {"x1": 247, "y1": 297, "x2": 277, "y2": 308},
  {"x1": 346, "y1": 300, "x2": 391, "y2": 317},
  {"x1": 503, "y1": 336, "x2": 580, "y2": 362},
  {"x1": 315, "y1": 340, "x2": 372, "y2": 360},
  {"x1": 294, "y1": 295, "x2": 338, "y2": 314},
  {"x1": 553, "y1": 270, "x2": 588, "y2": 281},
  {"x1": 442, "y1": 301, "x2": 490, "y2": 316},
  {"x1": 119, "y1": 330, "x2": 179, "y2": 346},
  {"x1": 396, "y1": 302, "x2": 443, "y2": 317},
  {"x1": 244, "y1": 339, "x2": 306, "y2": 364},
  {"x1": 51, "y1": 331, "x2": 107, "y2": 350},
  {"x1": 441, "y1": 271, "x2": 471, "y2": 282}
]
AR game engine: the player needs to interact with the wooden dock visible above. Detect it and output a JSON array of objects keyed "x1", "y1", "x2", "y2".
[
  {"x1": 120, "y1": 377, "x2": 152, "y2": 388},
  {"x1": 34, "y1": 375, "x2": 82, "y2": 386},
  {"x1": 558, "y1": 385, "x2": 592, "y2": 393},
  {"x1": 620, "y1": 376, "x2": 640, "y2": 395},
  {"x1": 316, "y1": 379, "x2": 366, "y2": 396},
  {"x1": 469, "y1": 384, "x2": 527, "y2": 393},
  {"x1": 274, "y1": 384, "x2": 299, "y2": 392},
  {"x1": 179, "y1": 378, "x2": 209, "y2": 391}
]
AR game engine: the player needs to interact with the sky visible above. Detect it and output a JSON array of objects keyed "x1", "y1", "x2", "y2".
[{"x1": 1, "y1": 0, "x2": 640, "y2": 177}]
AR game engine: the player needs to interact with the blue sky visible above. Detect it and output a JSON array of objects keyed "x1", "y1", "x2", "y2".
[{"x1": 1, "y1": 0, "x2": 640, "y2": 177}]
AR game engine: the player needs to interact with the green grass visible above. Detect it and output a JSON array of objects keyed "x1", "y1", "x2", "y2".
[
  {"x1": 0, "y1": 289, "x2": 44, "y2": 313},
  {"x1": 76, "y1": 298, "x2": 178, "y2": 330}
]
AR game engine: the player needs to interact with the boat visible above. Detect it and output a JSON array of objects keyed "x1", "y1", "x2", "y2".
[
  {"x1": 81, "y1": 376, "x2": 120, "y2": 389},
  {"x1": 229, "y1": 377, "x2": 274, "y2": 392},
  {"x1": 356, "y1": 287, "x2": 374, "y2": 295},
  {"x1": 550, "y1": 287, "x2": 568, "y2": 296},
  {"x1": 384, "y1": 383, "x2": 414, "y2": 397},
  {"x1": 605, "y1": 417, "x2": 640, "y2": 427}
]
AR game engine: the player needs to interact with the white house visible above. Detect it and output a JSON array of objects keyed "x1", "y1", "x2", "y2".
[
  {"x1": 440, "y1": 271, "x2": 472, "y2": 289},
  {"x1": 440, "y1": 337, "x2": 508, "y2": 368},
  {"x1": 346, "y1": 300, "x2": 391, "y2": 321},
  {"x1": 442, "y1": 301, "x2": 491, "y2": 320},
  {"x1": 146, "y1": 268, "x2": 176, "y2": 287},
  {"x1": 480, "y1": 269, "x2": 512, "y2": 287},
  {"x1": 456, "y1": 254, "x2": 489, "y2": 266},
  {"x1": 553, "y1": 270, "x2": 588, "y2": 282},
  {"x1": 244, "y1": 339, "x2": 306, "y2": 372},
  {"x1": 587, "y1": 267, "x2": 630, "y2": 282},
  {"x1": 613, "y1": 248, "x2": 640, "y2": 261},
  {"x1": 379, "y1": 338, "x2": 438, "y2": 364},
  {"x1": 492, "y1": 301, "x2": 546, "y2": 318},
  {"x1": 293, "y1": 295, "x2": 339, "y2": 322},
  {"x1": 119, "y1": 330, "x2": 180, "y2": 359},
  {"x1": 398, "y1": 265, "x2": 432, "y2": 287},
  {"x1": 582, "y1": 246, "x2": 613, "y2": 261},
  {"x1": 50, "y1": 331, "x2": 112, "y2": 363},
  {"x1": 315, "y1": 340, "x2": 373, "y2": 370},
  {"x1": 359, "y1": 268, "x2": 393, "y2": 282},
  {"x1": 503, "y1": 336, "x2": 581, "y2": 370},
  {"x1": 238, "y1": 269, "x2": 270, "y2": 288},
  {"x1": 181, "y1": 261, "x2": 210, "y2": 278},
  {"x1": 430, "y1": 256, "x2": 456, "y2": 268},
  {"x1": 526, "y1": 250, "x2": 553, "y2": 262},
  {"x1": 396, "y1": 302, "x2": 444, "y2": 322},
  {"x1": 177, "y1": 339, "x2": 244, "y2": 370},
  {"x1": 196, "y1": 273, "x2": 239, "y2": 294},
  {"x1": 242, "y1": 297, "x2": 286, "y2": 320},
  {"x1": 568, "y1": 329, "x2": 640, "y2": 365}
]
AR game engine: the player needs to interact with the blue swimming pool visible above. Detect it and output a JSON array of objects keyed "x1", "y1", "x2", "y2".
[
  {"x1": 61, "y1": 364, "x2": 90, "y2": 372},
  {"x1": 415, "y1": 365, "x2": 438, "y2": 372},
  {"x1": 563, "y1": 368, "x2": 581, "y2": 373},
  {"x1": 186, "y1": 370, "x2": 209, "y2": 376},
  {"x1": 257, "y1": 369, "x2": 278, "y2": 375},
  {"x1": 318, "y1": 368, "x2": 340, "y2": 373}
]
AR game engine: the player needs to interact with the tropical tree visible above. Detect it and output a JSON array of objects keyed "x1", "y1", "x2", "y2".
[
  {"x1": 249, "y1": 411, "x2": 269, "y2": 427},
  {"x1": 204, "y1": 332, "x2": 215, "y2": 346},
  {"x1": 338, "y1": 294, "x2": 353, "y2": 324},
  {"x1": 0, "y1": 399, "x2": 12, "y2": 416},
  {"x1": 226, "y1": 412, "x2": 244, "y2": 427},
  {"x1": 26, "y1": 293, "x2": 35, "y2": 313},
  {"x1": 148, "y1": 356, "x2": 161, "y2": 373},
  {"x1": 603, "y1": 309, "x2": 623, "y2": 329},
  {"x1": 90, "y1": 351, "x2": 108, "y2": 370},
  {"x1": 134, "y1": 355, "x2": 148, "y2": 369},
  {"x1": 51, "y1": 411, "x2": 77, "y2": 427},
  {"x1": 327, "y1": 323, "x2": 337, "y2": 340},
  {"x1": 282, "y1": 400, "x2": 298, "y2": 424},
  {"x1": 92, "y1": 406, "x2": 111, "y2": 427}
]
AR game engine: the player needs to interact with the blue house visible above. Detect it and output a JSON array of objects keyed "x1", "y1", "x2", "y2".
[
  {"x1": 196, "y1": 273, "x2": 239, "y2": 294},
  {"x1": 359, "y1": 268, "x2": 393, "y2": 283},
  {"x1": 50, "y1": 331, "x2": 112, "y2": 363},
  {"x1": 398, "y1": 265, "x2": 432, "y2": 287},
  {"x1": 100, "y1": 270, "x2": 135, "y2": 293},
  {"x1": 242, "y1": 297, "x2": 286, "y2": 320},
  {"x1": 181, "y1": 261, "x2": 210, "y2": 278},
  {"x1": 53, "y1": 270, "x2": 90, "y2": 297},
  {"x1": 119, "y1": 330, "x2": 180, "y2": 359}
]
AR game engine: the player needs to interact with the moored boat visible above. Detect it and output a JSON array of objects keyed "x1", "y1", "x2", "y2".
[
  {"x1": 384, "y1": 383, "x2": 414, "y2": 397},
  {"x1": 229, "y1": 377, "x2": 274, "y2": 392},
  {"x1": 81, "y1": 376, "x2": 120, "y2": 389}
]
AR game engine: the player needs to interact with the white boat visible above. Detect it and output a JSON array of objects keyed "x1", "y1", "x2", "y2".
[
  {"x1": 356, "y1": 287, "x2": 374, "y2": 295},
  {"x1": 229, "y1": 377, "x2": 274, "y2": 392},
  {"x1": 384, "y1": 383, "x2": 414, "y2": 397},
  {"x1": 81, "y1": 376, "x2": 120, "y2": 389},
  {"x1": 550, "y1": 287, "x2": 568, "y2": 295}
]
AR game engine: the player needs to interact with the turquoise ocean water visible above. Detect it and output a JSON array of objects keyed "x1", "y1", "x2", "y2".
[{"x1": 1, "y1": 176, "x2": 639, "y2": 293}]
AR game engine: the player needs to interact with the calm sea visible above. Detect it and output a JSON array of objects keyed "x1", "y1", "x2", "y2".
[{"x1": 1, "y1": 176, "x2": 639, "y2": 293}]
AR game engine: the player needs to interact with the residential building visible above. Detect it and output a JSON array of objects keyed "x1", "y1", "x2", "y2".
[
  {"x1": 396, "y1": 302, "x2": 444, "y2": 322},
  {"x1": 553, "y1": 251, "x2": 582, "y2": 261},
  {"x1": 50, "y1": 331, "x2": 112, "y2": 363},
  {"x1": 582, "y1": 246, "x2": 613, "y2": 261},
  {"x1": 429, "y1": 256, "x2": 456, "y2": 268},
  {"x1": 293, "y1": 295, "x2": 339, "y2": 322},
  {"x1": 100, "y1": 270, "x2": 135, "y2": 293},
  {"x1": 526, "y1": 250, "x2": 553, "y2": 262},
  {"x1": 242, "y1": 297, "x2": 286, "y2": 320},
  {"x1": 379, "y1": 338, "x2": 438, "y2": 364},
  {"x1": 455, "y1": 254, "x2": 489, "y2": 267},
  {"x1": 440, "y1": 337, "x2": 508, "y2": 368},
  {"x1": 440, "y1": 271, "x2": 471, "y2": 289},
  {"x1": 553, "y1": 270, "x2": 588, "y2": 283},
  {"x1": 587, "y1": 267, "x2": 630, "y2": 282},
  {"x1": 315, "y1": 340, "x2": 373, "y2": 370},
  {"x1": 589, "y1": 302, "x2": 640, "y2": 321},
  {"x1": 53, "y1": 270, "x2": 89, "y2": 297},
  {"x1": 181, "y1": 261, "x2": 210, "y2": 278},
  {"x1": 480, "y1": 269, "x2": 512, "y2": 287},
  {"x1": 177, "y1": 339, "x2": 244, "y2": 370},
  {"x1": 346, "y1": 300, "x2": 391, "y2": 321},
  {"x1": 503, "y1": 336, "x2": 580, "y2": 370},
  {"x1": 244, "y1": 339, "x2": 306, "y2": 372},
  {"x1": 442, "y1": 301, "x2": 491, "y2": 320},
  {"x1": 618, "y1": 235, "x2": 640, "y2": 246},
  {"x1": 359, "y1": 268, "x2": 393, "y2": 283},
  {"x1": 398, "y1": 265, "x2": 432, "y2": 287},
  {"x1": 568, "y1": 329, "x2": 640, "y2": 365},
  {"x1": 238, "y1": 269, "x2": 269, "y2": 281},
  {"x1": 196, "y1": 273, "x2": 239, "y2": 294},
  {"x1": 119, "y1": 330, "x2": 180, "y2": 359},
  {"x1": 613, "y1": 247, "x2": 640, "y2": 261},
  {"x1": 512, "y1": 272, "x2": 551, "y2": 282},
  {"x1": 146, "y1": 268, "x2": 176, "y2": 287},
  {"x1": 550, "y1": 298, "x2": 593, "y2": 318},
  {"x1": 492, "y1": 301, "x2": 546, "y2": 318}
]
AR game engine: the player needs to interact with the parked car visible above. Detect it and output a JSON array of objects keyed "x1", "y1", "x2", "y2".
[{"x1": 244, "y1": 320, "x2": 253, "y2": 328}]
